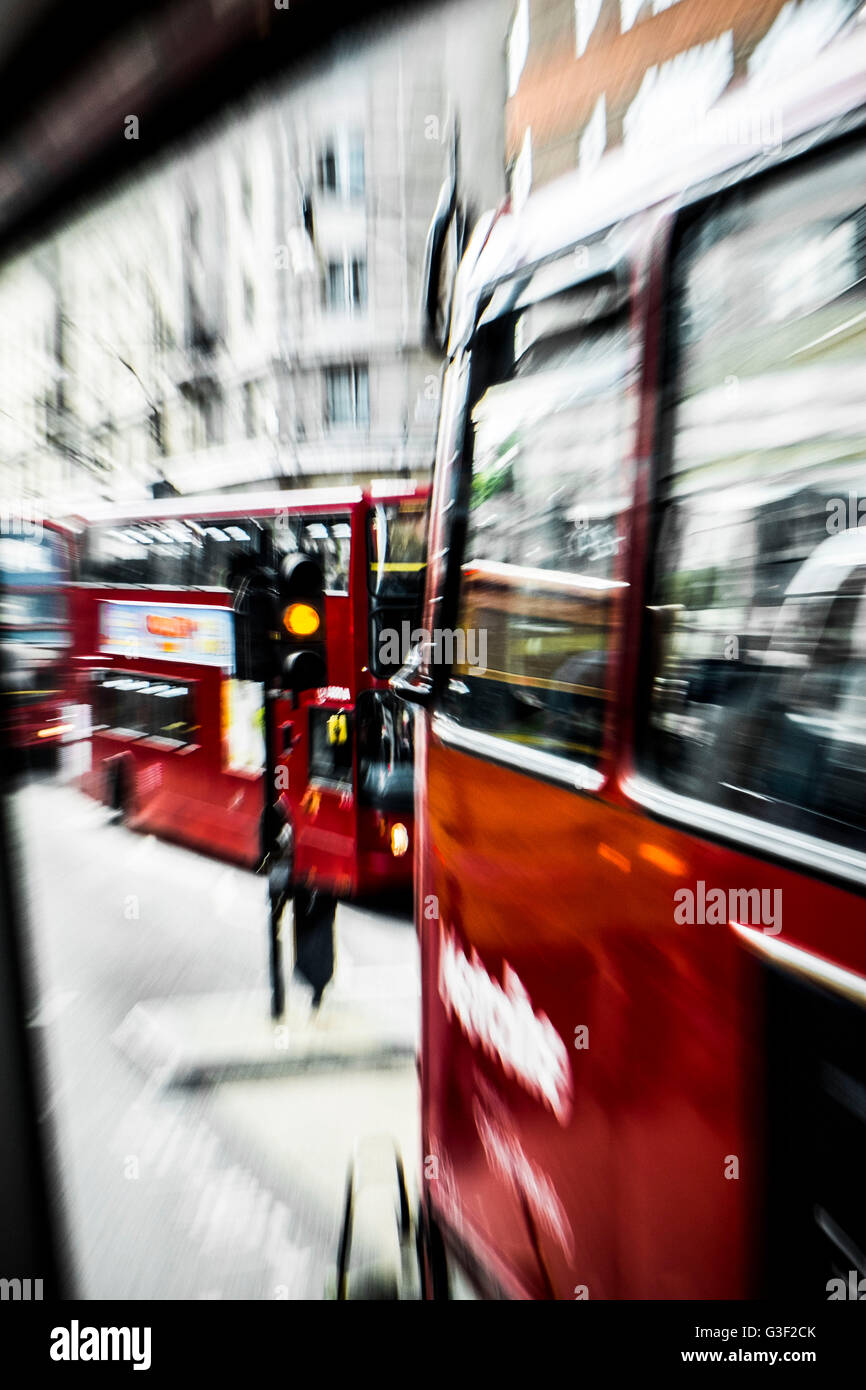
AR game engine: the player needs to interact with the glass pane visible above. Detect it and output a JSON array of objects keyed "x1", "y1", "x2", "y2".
[
  {"x1": 326, "y1": 368, "x2": 353, "y2": 425},
  {"x1": 367, "y1": 499, "x2": 427, "y2": 599},
  {"x1": 271, "y1": 513, "x2": 351, "y2": 595},
  {"x1": 352, "y1": 259, "x2": 367, "y2": 308},
  {"x1": 357, "y1": 689, "x2": 414, "y2": 811},
  {"x1": 444, "y1": 303, "x2": 633, "y2": 766},
  {"x1": 644, "y1": 142, "x2": 866, "y2": 852},
  {"x1": 347, "y1": 135, "x2": 365, "y2": 198},
  {"x1": 354, "y1": 366, "x2": 369, "y2": 425}
]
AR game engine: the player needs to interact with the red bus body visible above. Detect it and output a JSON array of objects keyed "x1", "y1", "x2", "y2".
[
  {"x1": 401, "y1": 31, "x2": 866, "y2": 1300},
  {"x1": 69, "y1": 484, "x2": 426, "y2": 898},
  {"x1": 1, "y1": 520, "x2": 74, "y2": 749}
]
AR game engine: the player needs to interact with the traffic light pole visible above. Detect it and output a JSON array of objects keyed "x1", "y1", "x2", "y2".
[
  {"x1": 233, "y1": 553, "x2": 330, "y2": 1020},
  {"x1": 263, "y1": 683, "x2": 285, "y2": 1020}
]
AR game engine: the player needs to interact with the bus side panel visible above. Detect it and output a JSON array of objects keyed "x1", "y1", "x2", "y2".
[
  {"x1": 422, "y1": 738, "x2": 765, "y2": 1300},
  {"x1": 86, "y1": 665, "x2": 262, "y2": 867},
  {"x1": 323, "y1": 593, "x2": 354, "y2": 692}
]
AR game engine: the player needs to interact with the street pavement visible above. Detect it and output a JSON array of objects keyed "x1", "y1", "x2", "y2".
[{"x1": 12, "y1": 772, "x2": 420, "y2": 1300}]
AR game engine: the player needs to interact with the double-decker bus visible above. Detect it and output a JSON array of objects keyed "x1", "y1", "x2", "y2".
[
  {"x1": 0, "y1": 519, "x2": 74, "y2": 752},
  {"x1": 398, "y1": 27, "x2": 866, "y2": 1300},
  {"x1": 69, "y1": 483, "x2": 426, "y2": 902}
]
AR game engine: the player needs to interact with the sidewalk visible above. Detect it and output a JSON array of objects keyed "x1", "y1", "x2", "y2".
[
  {"x1": 112, "y1": 969, "x2": 419, "y2": 1086},
  {"x1": 108, "y1": 900, "x2": 424, "y2": 1291}
]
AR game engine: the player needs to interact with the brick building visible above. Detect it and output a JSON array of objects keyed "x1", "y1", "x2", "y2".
[{"x1": 505, "y1": 0, "x2": 861, "y2": 203}]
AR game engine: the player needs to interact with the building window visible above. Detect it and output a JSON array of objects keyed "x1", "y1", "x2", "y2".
[
  {"x1": 576, "y1": 0, "x2": 603, "y2": 57},
  {"x1": 325, "y1": 364, "x2": 369, "y2": 428},
  {"x1": 149, "y1": 405, "x2": 166, "y2": 456},
  {"x1": 623, "y1": 32, "x2": 734, "y2": 149},
  {"x1": 350, "y1": 258, "x2": 367, "y2": 309},
  {"x1": 243, "y1": 382, "x2": 257, "y2": 439},
  {"x1": 203, "y1": 397, "x2": 219, "y2": 447},
  {"x1": 186, "y1": 201, "x2": 200, "y2": 255},
  {"x1": 318, "y1": 145, "x2": 337, "y2": 192},
  {"x1": 622, "y1": 0, "x2": 682, "y2": 32},
  {"x1": 316, "y1": 132, "x2": 365, "y2": 200},
  {"x1": 324, "y1": 255, "x2": 367, "y2": 312},
  {"x1": 507, "y1": 0, "x2": 530, "y2": 98},
  {"x1": 579, "y1": 93, "x2": 606, "y2": 176},
  {"x1": 240, "y1": 165, "x2": 253, "y2": 222},
  {"x1": 511, "y1": 127, "x2": 532, "y2": 214},
  {"x1": 620, "y1": 0, "x2": 644, "y2": 32},
  {"x1": 748, "y1": 0, "x2": 858, "y2": 89}
]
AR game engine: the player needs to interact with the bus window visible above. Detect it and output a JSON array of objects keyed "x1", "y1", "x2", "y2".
[
  {"x1": 442, "y1": 300, "x2": 633, "y2": 768},
  {"x1": 190, "y1": 518, "x2": 264, "y2": 587},
  {"x1": 644, "y1": 141, "x2": 866, "y2": 854},
  {"x1": 271, "y1": 514, "x2": 352, "y2": 595},
  {"x1": 81, "y1": 517, "x2": 264, "y2": 587},
  {"x1": 357, "y1": 689, "x2": 414, "y2": 812},
  {"x1": 367, "y1": 500, "x2": 427, "y2": 600},
  {"x1": 367, "y1": 498, "x2": 428, "y2": 678},
  {"x1": 91, "y1": 670, "x2": 197, "y2": 746},
  {"x1": 82, "y1": 525, "x2": 165, "y2": 584},
  {"x1": 308, "y1": 706, "x2": 354, "y2": 790}
]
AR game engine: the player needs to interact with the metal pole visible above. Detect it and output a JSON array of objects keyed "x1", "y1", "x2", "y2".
[{"x1": 263, "y1": 684, "x2": 285, "y2": 1019}]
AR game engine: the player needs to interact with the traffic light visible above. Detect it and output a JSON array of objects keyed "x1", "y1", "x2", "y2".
[
  {"x1": 278, "y1": 551, "x2": 327, "y2": 694},
  {"x1": 232, "y1": 552, "x2": 326, "y2": 694}
]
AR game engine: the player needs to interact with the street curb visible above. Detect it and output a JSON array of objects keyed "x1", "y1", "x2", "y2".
[{"x1": 112, "y1": 989, "x2": 418, "y2": 1087}]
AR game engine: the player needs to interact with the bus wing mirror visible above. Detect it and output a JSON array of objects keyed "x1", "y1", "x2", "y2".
[
  {"x1": 421, "y1": 175, "x2": 456, "y2": 354},
  {"x1": 390, "y1": 642, "x2": 433, "y2": 708}
]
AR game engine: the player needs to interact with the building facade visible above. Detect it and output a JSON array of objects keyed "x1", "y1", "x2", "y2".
[{"x1": 0, "y1": 0, "x2": 510, "y2": 511}]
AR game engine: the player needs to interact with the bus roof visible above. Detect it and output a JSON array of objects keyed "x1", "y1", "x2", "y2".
[
  {"x1": 450, "y1": 17, "x2": 866, "y2": 354},
  {"x1": 69, "y1": 482, "x2": 428, "y2": 526}
]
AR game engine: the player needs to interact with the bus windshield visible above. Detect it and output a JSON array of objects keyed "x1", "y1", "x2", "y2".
[{"x1": 367, "y1": 499, "x2": 427, "y2": 601}]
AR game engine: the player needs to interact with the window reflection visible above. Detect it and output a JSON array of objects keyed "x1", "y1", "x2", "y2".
[
  {"x1": 445, "y1": 303, "x2": 633, "y2": 767},
  {"x1": 646, "y1": 144, "x2": 866, "y2": 852},
  {"x1": 357, "y1": 689, "x2": 414, "y2": 812}
]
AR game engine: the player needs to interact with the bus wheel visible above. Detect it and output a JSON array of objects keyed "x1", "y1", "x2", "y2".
[
  {"x1": 292, "y1": 886, "x2": 336, "y2": 1008},
  {"x1": 417, "y1": 1200, "x2": 450, "y2": 1300}
]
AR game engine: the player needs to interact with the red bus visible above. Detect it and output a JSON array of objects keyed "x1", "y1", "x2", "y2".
[
  {"x1": 69, "y1": 483, "x2": 427, "y2": 902},
  {"x1": 0, "y1": 519, "x2": 74, "y2": 751},
  {"x1": 398, "y1": 30, "x2": 866, "y2": 1300}
]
